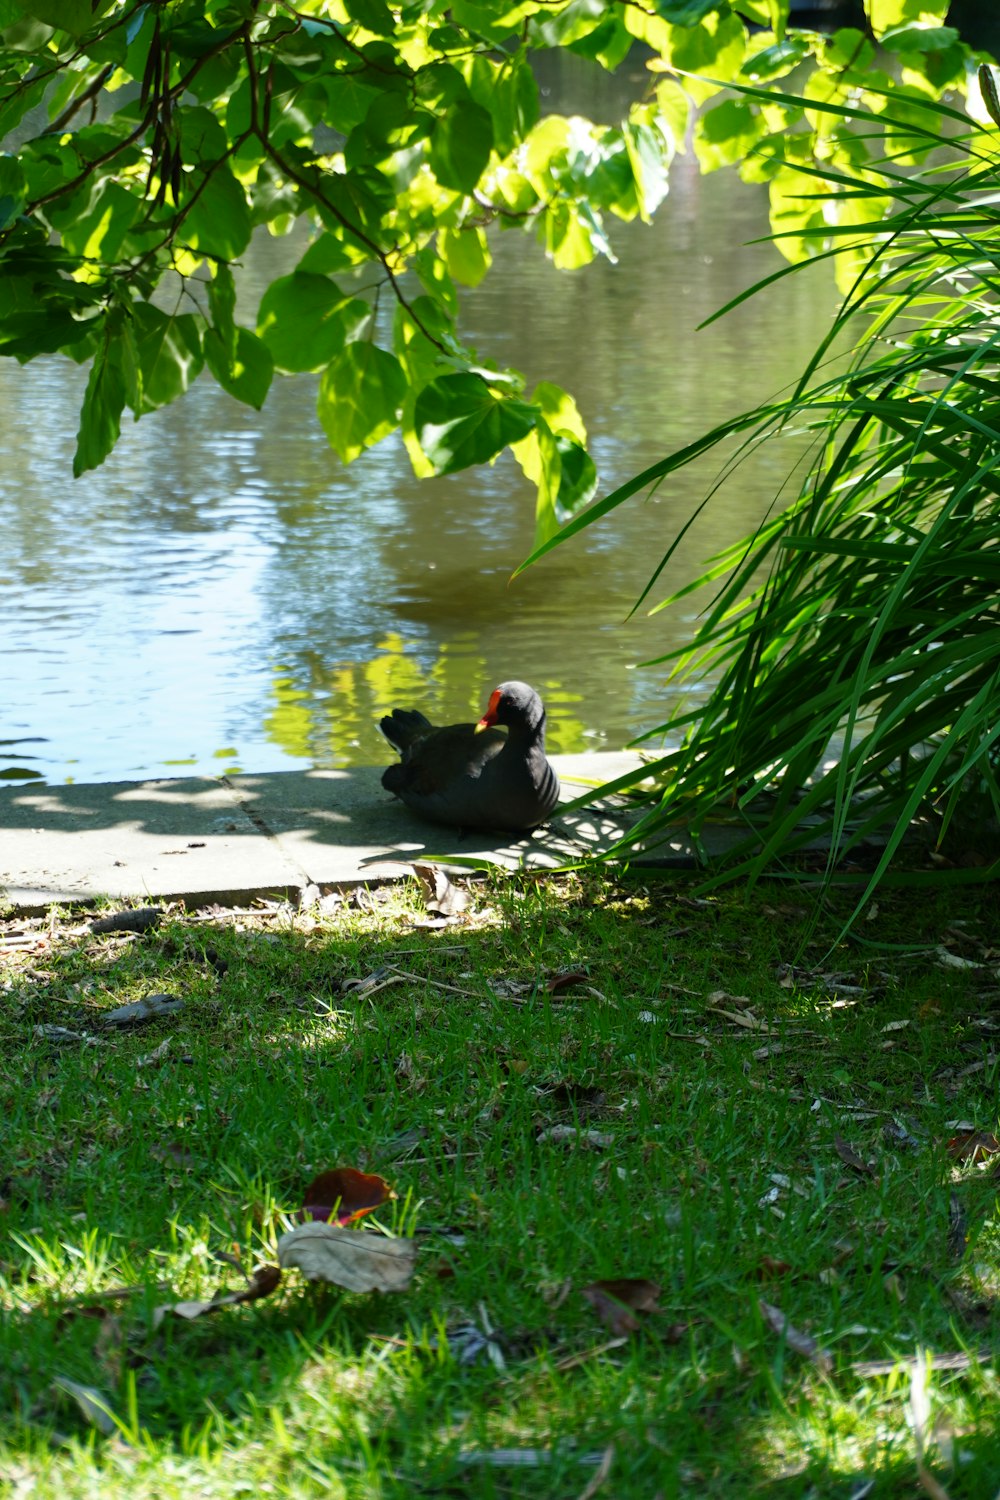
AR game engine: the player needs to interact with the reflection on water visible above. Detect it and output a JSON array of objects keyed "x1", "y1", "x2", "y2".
[{"x1": 0, "y1": 59, "x2": 837, "y2": 786}]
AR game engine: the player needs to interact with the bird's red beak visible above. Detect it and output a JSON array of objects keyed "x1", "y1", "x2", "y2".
[{"x1": 475, "y1": 689, "x2": 502, "y2": 733}]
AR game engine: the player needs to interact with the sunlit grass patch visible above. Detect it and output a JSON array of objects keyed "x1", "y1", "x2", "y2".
[{"x1": 1, "y1": 874, "x2": 998, "y2": 1496}]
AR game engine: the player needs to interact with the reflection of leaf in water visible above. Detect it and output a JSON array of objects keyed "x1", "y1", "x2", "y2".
[
  {"x1": 261, "y1": 629, "x2": 589, "y2": 765},
  {"x1": 0, "y1": 767, "x2": 45, "y2": 780},
  {"x1": 262, "y1": 673, "x2": 315, "y2": 760}
]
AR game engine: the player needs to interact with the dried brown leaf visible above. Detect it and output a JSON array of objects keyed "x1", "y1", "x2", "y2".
[
  {"x1": 946, "y1": 1130, "x2": 1000, "y2": 1162},
  {"x1": 581, "y1": 1278, "x2": 660, "y2": 1336},
  {"x1": 576, "y1": 1443, "x2": 615, "y2": 1500},
  {"x1": 758, "y1": 1298, "x2": 832, "y2": 1372},
  {"x1": 152, "y1": 1264, "x2": 282, "y2": 1328},
  {"x1": 91, "y1": 907, "x2": 163, "y2": 935},
  {"x1": 276, "y1": 1223, "x2": 416, "y2": 1292},
  {"x1": 413, "y1": 864, "x2": 469, "y2": 919},
  {"x1": 754, "y1": 1257, "x2": 793, "y2": 1281},
  {"x1": 94, "y1": 1310, "x2": 125, "y2": 1386},
  {"x1": 543, "y1": 1080, "x2": 606, "y2": 1110},
  {"x1": 151, "y1": 1141, "x2": 198, "y2": 1171},
  {"x1": 547, "y1": 970, "x2": 589, "y2": 995},
  {"x1": 834, "y1": 1135, "x2": 876, "y2": 1177}
]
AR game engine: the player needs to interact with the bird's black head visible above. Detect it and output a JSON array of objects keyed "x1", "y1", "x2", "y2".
[{"x1": 476, "y1": 681, "x2": 546, "y2": 734}]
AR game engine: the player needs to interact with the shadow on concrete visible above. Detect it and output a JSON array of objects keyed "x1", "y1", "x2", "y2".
[{"x1": 1, "y1": 755, "x2": 675, "y2": 909}]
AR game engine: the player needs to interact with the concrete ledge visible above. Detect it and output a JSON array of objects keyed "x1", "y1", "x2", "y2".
[{"x1": 0, "y1": 754, "x2": 658, "y2": 912}]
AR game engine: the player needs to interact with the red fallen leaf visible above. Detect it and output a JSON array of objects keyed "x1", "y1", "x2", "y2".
[
  {"x1": 946, "y1": 1130, "x2": 1000, "y2": 1162},
  {"x1": 301, "y1": 1166, "x2": 394, "y2": 1225},
  {"x1": 581, "y1": 1278, "x2": 661, "y2": 1337}
]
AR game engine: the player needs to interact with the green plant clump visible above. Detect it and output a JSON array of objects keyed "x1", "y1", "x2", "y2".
[{"x1": 525, "y1": 64, "x2": 1000, "y2": 912}]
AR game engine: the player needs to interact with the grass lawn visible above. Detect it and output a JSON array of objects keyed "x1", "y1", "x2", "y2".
[{"x1": 1, "y1": 871, "x2": 998, "y2": 1497}]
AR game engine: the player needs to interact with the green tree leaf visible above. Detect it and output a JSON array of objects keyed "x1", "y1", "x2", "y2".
[
  {"x1": 653, "y1": 0, "x2": 725, "y2": 24},
  {"x1": 429, "y1": 99, "x2": 494, "y2": 193},
  {"x1": 183, "y1": 164, "x2": 252, "y2": 261},
  {"x1": 0, "y1": 308, "x2": 91, "y2": 360},
  {"x1": 132, "y1": 307, "x2": 204, "y2": 413},
  {"x1": 624, "y1": 117, "x2": 672, "y2": 219},
  {"x1": 257, "y1": 273, "x2": 371, "y2": 373},
  {"x1": 740, "y1": 37, "x2": 811, "y2": 81},
  {"x1": 204, "y1": 326, "x2": 274, "y2": 409},
  {"x1": 867, "y1": 0, "x2": 950, "y2": 39},
  {"x1": 49, "y1": 180, "x2": 139, "y2": 261},
  {"x1": 416, "y1": 373, "x2": 538, "y2": 474},
  {"x1": 0, "y1": 0, "x2": 982, "y2": 509},
  {"x1": 208, "y1": 263, "x2": 237, "y2": 361},
  {"x1": 880, "y1": 24, "x2": 959, "y2": 53},
  {"x1": 640, "y1": 11, "x2": 748, "y2": 104},
  {"x1": 694, "y1": 98, "x2": 767, "y2": 172},
  {"x1": 317, "y1": 342, "x2": 407, "y2": 463},
  {"x1": 0, "y1": 155, "x2": 26, "y2": 229},
  {"x1": 439, "y1": 226, "x2": 492, "y2": 288},
  {"x1": 73, "y1": 319, "x2": 126, "y2": 476},
  {"x1": 23, "y1": 0, "x2": 97, "y2": 35}
]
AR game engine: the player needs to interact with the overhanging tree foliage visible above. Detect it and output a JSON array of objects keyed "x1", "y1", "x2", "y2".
[{"x1": 0, "y1": 0, "x2": 981, "y2": 547}]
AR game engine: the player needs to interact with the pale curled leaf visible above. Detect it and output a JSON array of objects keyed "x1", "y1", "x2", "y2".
[
  {"x1": 277, "y1": 1223, "x2": 416, "y2": 1292},
  {"x1": 537, "y1": 1125, "x2": 614, "y2": 1149},
  {"x1": 152, "y1": 1264, "x2": 282, "y2": 1328},
  {"x1": 936, "y1": 948, "x2": 980, "y2": 971},
  {"x1": 34, "y1": 1024, "x2": 92, "y2": 1045},
  {"x1": 711, "y1": 1006, "x2": 768, "y2": 1032},
  {"x1": 457, "y1": 1448, "x2": 608, "y2": 1468},
  {"x1": 103, "y1": 992, "x2": 184, "y2": 1027},
  {"x1": 52, "y1": 1376, "x2": 120, "y2": 1436},
  {"x1": 834, "y1": 1134, "x2": 876, "y2": 1177},
  {"x1": 413, "y1": 863, "x2": 469, "y2": 918},
  {"x1": 706, "y1": 990, "x2": 752, "y2": 1007},
  {"x1": 758, "y1": 1298, "x2": 832, "y2": 1373},
  {"x1": 577, "y1": 1443, "x2": 615, "y2": 1500},
  {"x1": 137, "y1": 1037, "x2": 172, "y2": 1068}
]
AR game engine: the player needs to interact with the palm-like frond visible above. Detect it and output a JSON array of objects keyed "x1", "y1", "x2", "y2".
[{"x1": 525, "y1": 82, "x2": 1000, "y2": 910}]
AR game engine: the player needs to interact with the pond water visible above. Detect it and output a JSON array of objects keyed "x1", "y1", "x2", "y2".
[{"x1": 1, "y1": 55, "x2": 838, "y2": 787}]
